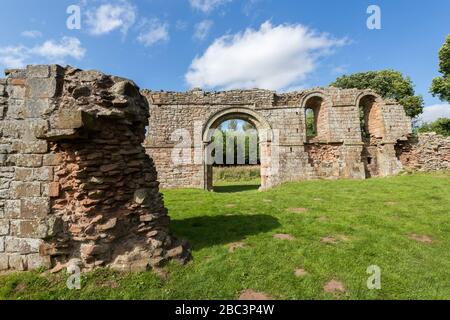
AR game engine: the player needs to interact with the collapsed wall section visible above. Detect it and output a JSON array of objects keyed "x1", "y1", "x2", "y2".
[
  {"x1": 0, "y1": 65, "x2": 190, "y2": 272},
  {"x1": 396, "y1": 133, "x2": 450, "y2": 171}
]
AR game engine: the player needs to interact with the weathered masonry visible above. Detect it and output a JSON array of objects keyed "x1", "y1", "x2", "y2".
[
  {"x1": 0, "y1": 65, "x2": 190, "y2": 272},
  {"x1": 0, "y1": 65, "x2": 448, "y2": 272},
  {"x1": 144, "y1": 88, "x2": 420, "y2": 190}
]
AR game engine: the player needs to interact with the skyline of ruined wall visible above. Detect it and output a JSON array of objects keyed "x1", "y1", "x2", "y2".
[
  {"x1": 142, "y1": 87, "x2": 414, "y2": 189},
  {"x1": 0, "y1": 64, "x2": 448, "y2": 272}
]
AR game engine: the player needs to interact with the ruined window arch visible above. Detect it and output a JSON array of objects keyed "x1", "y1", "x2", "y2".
[
  {"x1": 303, "y1": 96, "x2": 325, "y2": 140},
  {"x1": 358, "y1": 94, "x2": 385, "y2": 142}
]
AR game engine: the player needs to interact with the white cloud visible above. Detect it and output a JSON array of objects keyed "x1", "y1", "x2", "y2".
[
  {"x1": 194, "y1": 20, "x2": 213, "y2": 41},
  {"x1": 86, "y1": 1, "x2": 136, "y2": 35},
  {"x1": 21, "y1": 30, "x2": 42, "y2": 38},
  {"x1": 418, "y1": 104, "x2": 450, "y2": 123},
  {"x1": 176, "y1": 20, "x2": 189, "y2": 31},
  {"x1": 137, "y1": 19, "x2": 169, "y2": 47},
  {"x1": 189, "y1": 0, "x2": 231, "y2": 13},
  {"x1": 0, "y1": 37, "x2": 86, "y2": 69},
  {"x1": 0, "y1": 46, "x2": 28, "y2": 69},
  {"x1": 186, "y1": 21, "x2": 347, "y2": 91},
  {"x1": 331, "y1": 65, "x2": 348, "y2": 75}
]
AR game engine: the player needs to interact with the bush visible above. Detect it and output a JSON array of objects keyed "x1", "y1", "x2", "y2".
[{"x1": 417, "y1": 118, "x2": 450, "y2": 136}]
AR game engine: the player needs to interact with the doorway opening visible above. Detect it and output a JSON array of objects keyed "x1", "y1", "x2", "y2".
[{"x1": 210, "y1": 119, "x2": 261, "y2": 192}]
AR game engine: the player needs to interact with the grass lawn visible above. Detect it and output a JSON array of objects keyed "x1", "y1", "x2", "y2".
[{"x1": 0, "y1": 171, "x2": 449, "y2": 300}]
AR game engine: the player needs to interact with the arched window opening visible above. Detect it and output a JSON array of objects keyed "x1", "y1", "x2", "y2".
[
  {"x1": 358, "y1": 95, "x2": 384, "y2": 142},
  {"x1": 304, "y1": 96, "x2": 325, "y2": 140},
  {"x1": 305, "y1": 108, "x2": 316, "y2": 137}
]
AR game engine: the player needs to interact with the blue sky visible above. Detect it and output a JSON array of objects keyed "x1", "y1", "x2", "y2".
[{"x1": 0, "y1": 0, "x2": 449, "y2": 121}]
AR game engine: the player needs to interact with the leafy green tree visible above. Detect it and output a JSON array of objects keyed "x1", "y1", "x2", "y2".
[
  {"x1": 331, "y1": 70, "x2": 424, "y2": 118},
  {"x1": 211, "y1": 124, "x2": 260, "y2": 165},
  {"x1": 227, "y1": 119, "x2": 238, "y2": 131},
  {"x1": 430, "y1": 35, "x2": 450, "y2": 102},
  {"x1": 417, "y1": 118, "x2": 450, "y2": 137},
  {"x1": 305, "y1": 109, "x2": 316, "y2": 137}
]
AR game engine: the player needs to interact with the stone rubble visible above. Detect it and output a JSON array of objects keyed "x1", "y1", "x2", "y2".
[{"x1": 0, "y1": 65, "x2": 190, "y2": 272}]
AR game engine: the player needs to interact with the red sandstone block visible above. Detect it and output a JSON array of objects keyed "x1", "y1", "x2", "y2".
[
  {"x1": 10, "y1": 78, "x2": 25, "y2": 86},
  {"x1": 48, "y1": 182, "x2": 60, "y2": 198}
]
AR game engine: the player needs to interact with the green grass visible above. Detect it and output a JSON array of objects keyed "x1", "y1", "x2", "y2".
[
  {"x1": 213, "y1": 165, "x2": 260, "y2": 182},
  {"x1": 1, "y1": 171, "x2": 449, "y2": 300}
]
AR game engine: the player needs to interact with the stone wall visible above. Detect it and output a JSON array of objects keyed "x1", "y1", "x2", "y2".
[
  {"x1": 396, "y1": 133, "x2": 450, "y2": 171},
  {"x1": 143, "y1": 87, "x2": 413, "y2": 190},
  {"x1": 0, "y1": 65, "x2": 190, "y2": 272}
]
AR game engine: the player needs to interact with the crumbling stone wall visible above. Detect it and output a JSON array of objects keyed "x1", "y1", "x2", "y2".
[
  {"x1": 0, "y1": 65, "x2": 190, "y2": 272},
  {"x1": 396, "y1": 133, "x2": 450, "y2": 171},
  {"x1": 143, "y1": 88, "x2": 414, "y2": 190}
]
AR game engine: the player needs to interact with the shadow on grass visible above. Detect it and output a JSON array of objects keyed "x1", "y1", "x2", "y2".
[
  {"x1": 213, "y1": 184, "x2": 260, "y2": 193},
  {"x1": 171, "y1": 214, "x2": 280, "y2": 250}
]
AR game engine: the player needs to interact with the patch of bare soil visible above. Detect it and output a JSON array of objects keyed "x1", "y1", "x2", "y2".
[
  {"x1": 97, "y1": 280, "x2": 120, "y2": 289},
  {"x1": 324, "y1": 279, "x2": 346, "y2": 294},
  {"x1": 294, "y1": 268, "x2": 308, "y2": 277},
  {"x1": 287, "y1": 208, "x2": 308, "y2": 213},
  {"x1": 321, "y1": 234, "x2": 350, "y2": 244},
  {"x1": 273, "y1": 234, "x2": 295, "y2": 241},
  {"x1": 336, "y1": 234, "x2": 350, "y2": 242},
  {"x1": 320, "y1": 236, "x2": 339, "y2": 244},
  {"x1": 409, "y1": 233, "x2": 433, "y2": 243},
  {"x1": 239, "y1": 289, "x2": 273, "y2": 300},
  {"x1": 227, "y1": 242, "x2": 246, "y2": 252}
]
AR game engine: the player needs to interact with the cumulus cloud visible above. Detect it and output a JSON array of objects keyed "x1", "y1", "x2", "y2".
[
  {"x1": 189, "y1": 0, "x2": 231, "y2": 13},
  {"x1": 137, "y1": 19, "x2": 169, "y2": 47},
  {"x1": 186, "y1": 21, "x2": 347, "y2": 90},
  {"x1": 86, "y1": 1, "x2": 136, "y2": 35},
  {"x1": 21, "y1": 30, "x2": 42, "y2": 38},
  {"x1": 418, "y1": 104, "x2": 450, "y2": 123},
  {"x1": 194, "y1": 20, "x2": 213, "y2": 41},
  {"x1": 0, "y1": 37, "x2": 86, "y2": 69}
]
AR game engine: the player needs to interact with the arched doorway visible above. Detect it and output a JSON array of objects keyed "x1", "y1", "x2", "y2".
[{"x1": 202, "y1": 108, "x2": 273, "y2": 191}]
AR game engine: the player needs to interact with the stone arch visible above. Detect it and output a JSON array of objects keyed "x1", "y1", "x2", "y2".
[
  {"x1": 355, "y1": 92, "x2": 387, "y2": 178},
  {"x1": 202, "y1": 107, "x2": 272, "y2": 143},
  {"x1": 355, "y1": 92, "x2": 386, "y2": 141},
  {"x1": 301, "y1": 91, "x2": 329, "y2": 141},
  {"x1": 202, "y1": 107, "x2": 273, "y2": 191}
]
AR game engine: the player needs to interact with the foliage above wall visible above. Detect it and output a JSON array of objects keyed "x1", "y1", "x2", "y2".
[
  {"x1": 331, "y1": 70, "x2": 424, "y2": 118},
  {"x1": 430, "y1": 35, "x2": 450, "y2": 103},
  {"x1": 417, "y1": 118, "x2": 450, "y2": 137}
]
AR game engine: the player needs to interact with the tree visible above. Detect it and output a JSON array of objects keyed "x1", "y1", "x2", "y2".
[
  {"x1": 430, "y1": 35, "x2": 450, "y2": 102},
  {"x1": 331, "y1": 70, "x2": 424, "y2": 118},
  {"x1": 227, "y1": 120, "x2": 238, "y2": 131},
  {"x1": 417, "y1": 118, "x2": 450, "y2": 137}
]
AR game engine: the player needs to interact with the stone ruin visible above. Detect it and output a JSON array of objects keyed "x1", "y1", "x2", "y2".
[
  {"x1": 0, "y1": 65, "x2": 190, "y2": 272},
  {"x1": 0, "y1": 64, "x2": 448, "y2": 272},
  {"x1": 143, "y1": 89, "x2": 449, "y2": 190}
]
